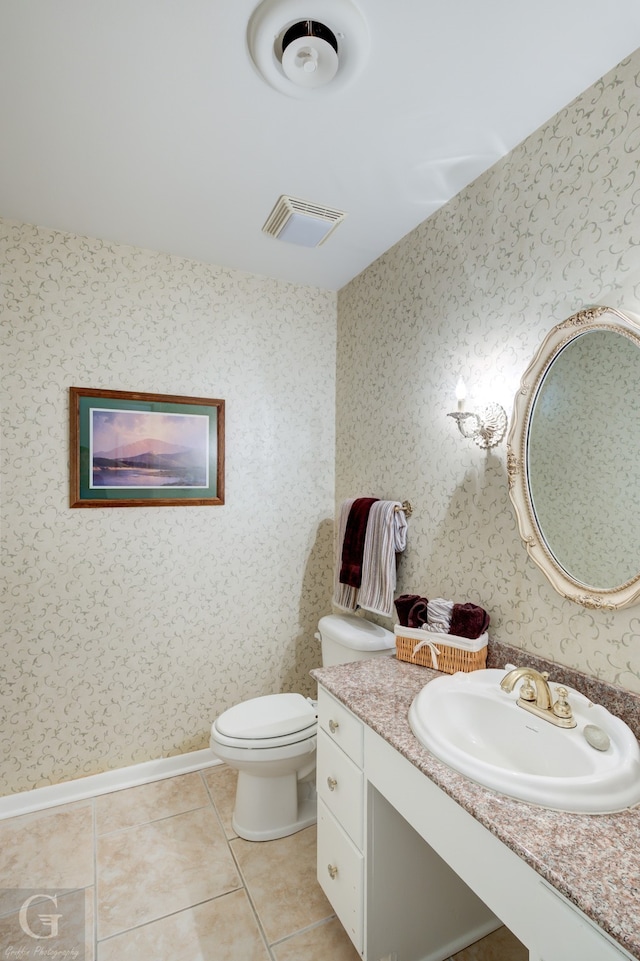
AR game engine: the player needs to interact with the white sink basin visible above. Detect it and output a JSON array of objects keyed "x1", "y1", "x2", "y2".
[{"x1": 408, "y1": 668, "x2": 640, "y2": 813}]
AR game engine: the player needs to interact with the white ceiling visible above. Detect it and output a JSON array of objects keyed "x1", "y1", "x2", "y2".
[{"x1": 2, "y1": 1, "x2": 640, "y2": 291}]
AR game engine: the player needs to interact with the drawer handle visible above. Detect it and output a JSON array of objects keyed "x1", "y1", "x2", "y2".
[
  {"x1": 327, "y1": 776, "x2": 337, "y2": 791},
  {"x1": 329, "y1": 719, "x2": 339, "y2": 733},
  {"x1": 327, "y1": 863, "x2": 338, "y2": 880}
]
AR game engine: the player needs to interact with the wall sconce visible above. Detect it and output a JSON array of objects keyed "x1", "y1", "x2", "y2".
[{"x1": 447, "y1": 377, "x2": 507, "y2": 449}]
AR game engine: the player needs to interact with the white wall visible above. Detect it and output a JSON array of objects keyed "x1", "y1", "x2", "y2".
[
  {"x1": 337, "y1": 51, "x2": 640, "y2": 693},
  {"x1": 1, "y1": 223, "x2": 337, "y2": 795}
]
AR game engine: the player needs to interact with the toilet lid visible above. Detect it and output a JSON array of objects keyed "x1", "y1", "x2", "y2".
[{"x1": 216, "y1": 693, "x2": 317, "y2": 740}]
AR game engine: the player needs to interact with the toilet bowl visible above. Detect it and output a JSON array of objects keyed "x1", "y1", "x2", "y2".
[
  {"x1": 211, "y1": 693, "x2": 318, "y2": 842},
  {"x1": 210, "y1": 613, "x2": 395, "y2": 841}
]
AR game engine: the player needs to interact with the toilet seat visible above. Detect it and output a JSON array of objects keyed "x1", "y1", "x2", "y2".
[{"x1": 212, "y1": 693, "x2": 317, "y2": 750}]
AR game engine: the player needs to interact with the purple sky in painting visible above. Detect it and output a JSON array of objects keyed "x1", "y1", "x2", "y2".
[{"x1": 91, "y1": 408, "x2": 209, "y2": 458}]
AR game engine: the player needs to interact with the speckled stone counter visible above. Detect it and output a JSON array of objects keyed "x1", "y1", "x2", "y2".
[{"x1": 311, "y1": 655, "x2": 640, "y2": 960}]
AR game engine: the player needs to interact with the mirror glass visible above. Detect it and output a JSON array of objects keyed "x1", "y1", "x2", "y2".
[
  {"x1": 508, "y1": 306, "x2": 640, "y2": 609},
  {"x1": 527, "y1": 329, "x2": 640, "y2": 590}
]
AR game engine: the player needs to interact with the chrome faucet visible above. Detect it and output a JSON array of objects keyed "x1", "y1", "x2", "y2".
[{"x1": 500, "y1": 666, "x2": 576, "y2": 729}]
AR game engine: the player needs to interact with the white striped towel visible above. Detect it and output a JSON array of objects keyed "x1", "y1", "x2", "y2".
[
  {"x1": 332, "y1": 497, "x2": 359, "y2": 612},
  {"x1": 426, "y1": 597, "x2": 453, "y2": 632},
  {"x1": 358, "y1": 500, "x2": 408, "y2": 617}
]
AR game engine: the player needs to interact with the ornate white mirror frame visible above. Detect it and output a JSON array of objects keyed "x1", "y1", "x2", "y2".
[{"x1": 507, "y1": 305, "x2": 640, "y2": 610}]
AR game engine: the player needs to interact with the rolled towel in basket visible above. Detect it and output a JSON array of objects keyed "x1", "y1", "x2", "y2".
[
  {"x1": 394, "y1": 594, "x2": 423, "y2": 628},
  {"x1": 450, "y1": 602, "x2": 490, "y2": 639},
  {"x1": 427, "y1": 598, "x2": 453, "y2": 633},
  {"x1": 407, "y1": 597, "x2": 429, "y2": 628}
]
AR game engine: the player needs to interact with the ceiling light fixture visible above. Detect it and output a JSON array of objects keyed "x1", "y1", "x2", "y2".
[
  {"x1": 246, "y1": 0, "x2": 369, "y2": 99},
  {"x1": 281, "y1": 20, "x2": 339, "y2": 88}
]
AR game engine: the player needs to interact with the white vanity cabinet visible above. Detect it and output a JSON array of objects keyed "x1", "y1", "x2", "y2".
[
  {"x1": 316, "y1": 683, "x2": 636, "y2": 961},
  {"x1": 316, "y1": 687, "x2": 365, "y2": 952},
  {"x1": 316, "y1": 688, "x2": 500, "y2": 961}
]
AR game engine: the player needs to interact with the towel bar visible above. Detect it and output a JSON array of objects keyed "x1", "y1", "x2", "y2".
[{"x1": 396, "y1": 500, "x2": 413, "y2": 517}]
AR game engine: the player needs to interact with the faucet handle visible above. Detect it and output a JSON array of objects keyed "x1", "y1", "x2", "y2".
[
  {"x1": 552, "y1": 686, "x2": 573, "y2": 721},
  {"x1": 519, "y1": 677, "x2": 537, "y2": 702}
]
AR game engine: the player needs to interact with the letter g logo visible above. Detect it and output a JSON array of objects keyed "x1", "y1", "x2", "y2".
[{"x1": 19, "y1": 894, "x2": 62, "y2": 939}]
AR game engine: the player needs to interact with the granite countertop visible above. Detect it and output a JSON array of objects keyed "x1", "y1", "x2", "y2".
[{"x1": 311, "y1": 655, "x2": 640, "y2": 960}]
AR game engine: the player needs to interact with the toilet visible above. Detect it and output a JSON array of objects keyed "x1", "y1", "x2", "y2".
[{"x1": 209, "y1": 613, "x2": 395, "y2": 841}]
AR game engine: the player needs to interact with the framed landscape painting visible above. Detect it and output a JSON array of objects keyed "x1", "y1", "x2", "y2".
[{"x1": 70, "y1": 388, "x2": 225, "y2": 507}]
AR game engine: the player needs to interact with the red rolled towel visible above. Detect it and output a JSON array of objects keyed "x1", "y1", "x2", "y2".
[
  {"x1": 339, "y1": 497, "x2": 379, "y2": 588},
  {"x1": 407, "y1": 597, "x2": 429, "y2": 629},
  {"x1": 394, "y1": 594, "x2": 423, "y2": 627},
  {"x1": 449, "y1": 603, "x2": 490, "y2": 639}
]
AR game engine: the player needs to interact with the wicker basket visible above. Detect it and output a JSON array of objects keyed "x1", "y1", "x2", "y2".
[{"x1": 394, "y1": 625, "x2": 487, "y2": 674}]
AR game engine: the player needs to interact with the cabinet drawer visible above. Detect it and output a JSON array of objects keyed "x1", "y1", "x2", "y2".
[
  {"x1": 317, "y1": 729, "x2": 364, "y2": 848},
  {"x1": 317, "y1": 799, "x2": 364, "y2": 954},
  {"x1": 317, "y1": 688, "x2": 363, "y2": 767}
]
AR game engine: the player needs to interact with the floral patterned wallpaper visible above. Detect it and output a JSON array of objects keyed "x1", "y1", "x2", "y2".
[
  {"x1": 4, "y1": 48, "x2": 640, "y2": 800},
  {"x1": 337, "y1": 51, "x2": 640, "y2": 694},
  {"x1": 1, "y1": 225, "x2": 336, "y2": 795}
]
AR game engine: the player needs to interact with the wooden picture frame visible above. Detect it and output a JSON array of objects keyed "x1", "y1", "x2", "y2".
[{"x1": 70, "y1": 387, "x2": 225, "y2": 507}]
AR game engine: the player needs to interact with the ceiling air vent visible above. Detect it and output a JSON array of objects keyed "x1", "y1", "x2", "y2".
[{"x1": 262, "y1": 195, "x2": 347, "y2": 247}]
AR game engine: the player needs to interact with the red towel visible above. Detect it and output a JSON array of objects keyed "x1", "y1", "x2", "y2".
[
  {"x1": 407, "y1": 598, "x2": 429, "y2": 628},
  {"x1": 394, "y1": 594, "x2": 423, "y2": 627},
  {"x1": 450, "y1": 603, "x2": 490, "y2": 639},
  {"x1": 339, "y1": 497, "x2": 379, "y2": 588}
]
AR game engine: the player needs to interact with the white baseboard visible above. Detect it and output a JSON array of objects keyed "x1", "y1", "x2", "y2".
[{"x1": 0, "y1": 749, "x2": 222, "y2": 821}]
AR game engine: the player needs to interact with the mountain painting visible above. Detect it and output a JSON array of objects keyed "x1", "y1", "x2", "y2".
[{"x1": 90, "y1": 408, "x2": 209, "y2": 488}]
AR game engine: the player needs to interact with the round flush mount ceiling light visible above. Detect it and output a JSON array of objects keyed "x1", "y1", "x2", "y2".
[
  {"x1": 281, "y1": 21, "x2": 339, "y2": 88},
  {"x1": 247, "y1": 0, "x2": 369, "y2": 98}
]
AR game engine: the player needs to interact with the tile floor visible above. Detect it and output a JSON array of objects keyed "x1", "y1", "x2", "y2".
[{"x1": 0, "y1": 764, "x2": 528, "y2": 960}]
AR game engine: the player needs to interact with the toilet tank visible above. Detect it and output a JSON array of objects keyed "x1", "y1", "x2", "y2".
[{"x1": 317, "y1": 613, "x2": 396, "y2": 667}]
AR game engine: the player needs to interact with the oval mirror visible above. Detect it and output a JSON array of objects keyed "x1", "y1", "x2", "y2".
[{"x1": 507, "y1": 305, "x2": 640, "y2": 610}]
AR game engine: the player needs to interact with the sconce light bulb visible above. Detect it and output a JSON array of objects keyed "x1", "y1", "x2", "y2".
[{"x1": 455, "y1": 377, "x2": 466, "y2": 411}]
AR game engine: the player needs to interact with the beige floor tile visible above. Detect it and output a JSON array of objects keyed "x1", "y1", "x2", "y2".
[
  {"x1": 98, "y1": 889, "x2": 270, "y2": 961},
  {"x1": 230, "y1": 825, "x2": 332, "y2": 944},
  {"x1": 0, "y1": 802, "x2": 94, "y2": 915},
  {"x1": 97, "y1": 806, "x2": 241, "y2": 940},
  {"x1": 95, "y1": 772, "x2": 210, "y2": 835},
  {"x1": 202, "y1": 765, "x2": 238, "y2": 839},
  {"x1": 451, "y1": 924, "x2": 528, "y2": 960},
  {"x1": 272, "y1": 917, "x2": 361, "y2": 961},
  {"x1": 0, "y1": 886, "x2": 95, "y2": 961}
]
